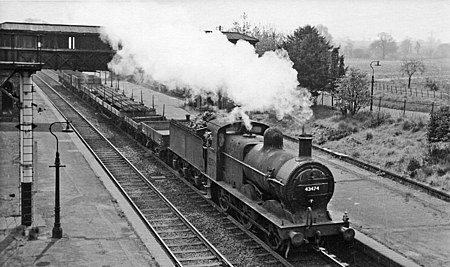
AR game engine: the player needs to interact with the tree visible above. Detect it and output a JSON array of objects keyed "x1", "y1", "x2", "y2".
[
  {"x1": 334, "y1": 68, "x2": 370, "y2": 116},
  {"x1": 434, "y1": 43, "x2": 450, "y2": 58},
  {"x1": 415, "y1": 41, "x2": 421, "y2": 55},
  {"x1": 316, "y1": 24, "x2": 333, "y2": 44},
  {"x1": 229, "y1": 13, "x2": 285, "y2": 55},
  {"x1": 252, "y1": 25, "x2": 285, "y2": 55},
  {"x1": 343, "y1": 39, "x2": 354, "y2": 57},
  {"x1": 282, "y1": 25, "x2": 343, "y2": 101},
  {"x1": 400, "y1": 58, "x2": 425, "y2": 88},
  {"x1": 369, "y1": 32, "x2": 398, "y2": 59},
  {"x1": 230, "y1": 12, "x2": 251, "y2": 35},
  {"x1": 399, "y1": 38, "x2": 413, "y2": 56}
]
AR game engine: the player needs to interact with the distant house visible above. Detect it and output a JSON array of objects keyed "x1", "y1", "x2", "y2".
[{"x1": 205, "y1": 30, "x2": 259, "y2": 46}]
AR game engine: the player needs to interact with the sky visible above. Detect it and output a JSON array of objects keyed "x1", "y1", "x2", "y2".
[
  {"x1": 1, "y1": 0, "x2": 447, "y2": 121},
  {"x1": 1, "y1": 0, "x2": 449, "y2": 43}
]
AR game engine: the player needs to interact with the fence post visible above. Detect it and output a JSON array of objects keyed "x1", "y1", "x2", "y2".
[
  {"x1": 403, "y1": 99, "x2": 406, "y2": 116},
  {"x1": 378, "y1": 96, "x2": 382, "y2": 112},
  {"x1": 434, "y1": 90, "x2": 436, "y2": 98},
  {"x1": 431, "y1": 102, "x2": 434, "y2": 113}
]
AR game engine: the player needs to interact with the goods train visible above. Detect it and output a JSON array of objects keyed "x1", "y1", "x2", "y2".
[{"x1": 57, "y1": 71, "x2": 355, "y2": 256}]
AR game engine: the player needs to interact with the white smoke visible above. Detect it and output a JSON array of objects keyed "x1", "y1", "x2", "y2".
[
  {"x1": 91, "y1": 2, "x2": 312, "y2": 122},
  {"x1": 228, "y1": 107, "x2": 252, "y2": 130}
]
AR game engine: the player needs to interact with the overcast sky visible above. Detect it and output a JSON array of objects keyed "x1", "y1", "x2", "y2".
[{"x1": 1, "y1": 0, "x2": 449, "y2": 43}]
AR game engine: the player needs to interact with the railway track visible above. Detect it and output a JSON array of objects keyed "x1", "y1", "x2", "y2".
[
  {"x1": 34, "y1": 70, "x2": 359, "y2": 267},
  {"x1": 34, "y1": 73, "x2": 232, "y2": 267}
]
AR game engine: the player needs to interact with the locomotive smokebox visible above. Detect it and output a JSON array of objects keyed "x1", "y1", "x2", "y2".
[
  {"x1": 263, "y1": 128, "x2": 283, "y2": 149},
  {"x1": 298, "y1": 134, "x2": 313, "y2": 158}
]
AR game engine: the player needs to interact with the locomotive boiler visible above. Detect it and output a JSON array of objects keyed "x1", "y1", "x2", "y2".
[{"x1": 243, "y1": 128, "x2": 335, "y2": 222}]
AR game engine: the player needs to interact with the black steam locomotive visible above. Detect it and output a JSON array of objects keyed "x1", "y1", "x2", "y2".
[
  {"x1": 57, "y1": 71, "x2": 354, "y2": 256},
  {"x1": 166, "y1": 116, "x2": 354, "y2": 255}
]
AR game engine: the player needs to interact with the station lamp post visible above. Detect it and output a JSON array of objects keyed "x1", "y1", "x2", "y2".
[
  {"x1": 370, "y1": 60, "x2": 381, "y2": 112},
  {"x1": 49, "y1": 120, "x2": 73, "y2": 239}
]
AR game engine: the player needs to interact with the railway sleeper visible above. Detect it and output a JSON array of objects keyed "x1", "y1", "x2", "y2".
[
  {"x1": 147, "y1": 217, "x2": 180, "y2": 222},
  {"x1": 179, "y1": 256, "x2": 217, "y2": 261},
  {"x1": 172, "y1": 248, "x2": 210, "y2": 254},
  {"x1": 157, "y1": 229, "x2": 192, "y2": 234},
  {"x1": 162, "y1": 235, "x2": 197, "y2": 240},
  {"x1": 168, "y1": 242, "x2": 205, "y2": 247}
]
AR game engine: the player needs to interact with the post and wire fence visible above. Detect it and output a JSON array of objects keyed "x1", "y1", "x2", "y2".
[
  {"x1": 373, "y1": 81, "x2": 450, "y2": 100},
  {"x1": 319, "y1": 86, "x2": 448, "y2": 118}
]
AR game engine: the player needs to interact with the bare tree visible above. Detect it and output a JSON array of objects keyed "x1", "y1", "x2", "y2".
[
  {"x1": 400, "y1": 58, "x2": 426, "y2": 89},
  {"x1": 399, "y1": 38, "x2": 413, "y2": 56},
  {"x1": 231, "y1": 12, "x2": 251, "y2": 35},
  {"x1": 252, "y1": 25, "x2": 285, "y2": 54},
  {"x1": 370, "y1": 32, "x2": 398, "y2": 59},
  {"x1": 415, "y1": 41, "x2": 421, "y2": 55}
]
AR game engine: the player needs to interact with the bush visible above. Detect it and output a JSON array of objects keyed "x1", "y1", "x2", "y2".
[
  {"x1": 426, "y1": 143, "x2": 450, "y2": 165},
  {"x1": 327, "y1": 127, "x2": 353, "y2": 141},
  {"x1": 365, "y1": 112, "x2": 392, "y2": 128},
  {"x1": 427, "y1": 106, "x2": 450, "y2": 143},
  {"x1": 407, "y1": 158, "x2": 421, "y2": 172},
  {"x1": 422, "y1": 166, "x2": 434, "y2": 176},
  {"x1": 436, "y1": 167, "x2": 449, "y2": 176},
  {"x1": 425, "y1": 78, "x2": 439, "y2": 91},
  {"x1": 402, "y1": 120, "x2": 414, "y2": 131},
  {"x1": 385, "y1": 161, "x2": 394, "y2": 168}
]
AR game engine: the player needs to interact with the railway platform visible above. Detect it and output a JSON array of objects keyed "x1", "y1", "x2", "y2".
[{"x1": 0, "y1": 83, "x2": 174, "y2": 266}]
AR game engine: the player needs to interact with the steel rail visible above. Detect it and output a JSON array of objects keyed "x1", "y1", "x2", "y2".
[{"x1": 34, "y1": 73, "x2": 234, "y2": 267}]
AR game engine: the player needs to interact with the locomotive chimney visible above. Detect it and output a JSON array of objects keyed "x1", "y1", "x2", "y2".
[{"x1": 298, "y1": 127, "x2": 313, "y2": 157}]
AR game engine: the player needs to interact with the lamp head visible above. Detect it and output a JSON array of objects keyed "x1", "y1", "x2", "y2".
[
  {"x1": 375, "y1": 61, "x2": 381, "y2": 66},
  {"x1": 62, "y1": 121, "x2": 73, "y2": 133}
]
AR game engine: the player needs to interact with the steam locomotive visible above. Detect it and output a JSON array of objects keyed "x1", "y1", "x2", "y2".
[
  {"x1": 167, "y1": 117, "x2": 355, "y2": 255},
  {"x1": 57, "y1": 71, "x2": 354, "y2": 256}
]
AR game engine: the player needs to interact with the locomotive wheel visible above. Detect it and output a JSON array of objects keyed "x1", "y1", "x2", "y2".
[
  {"x1": 265, "y1": 225, "x2": 282, "y2": 251},
  {"x1": 238, "y1": 206, "x2": 257, "y2": 230},
  {"x1": 218, "y1": 189, "x2": 230, "y2": 212}
]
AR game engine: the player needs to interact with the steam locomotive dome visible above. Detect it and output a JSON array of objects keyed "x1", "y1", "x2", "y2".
[{"x1": 243, "y1": 128, "x2": 335, "y2": 211}]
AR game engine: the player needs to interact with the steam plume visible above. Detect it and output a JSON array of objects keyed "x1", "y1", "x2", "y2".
[{"x1": 93, "y1": 2, "x2": 312, "y2": 122}]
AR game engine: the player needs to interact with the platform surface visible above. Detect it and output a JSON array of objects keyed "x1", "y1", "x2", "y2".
[{"x1": 0, "y1": 82, "x2": 174, "y2": 266}]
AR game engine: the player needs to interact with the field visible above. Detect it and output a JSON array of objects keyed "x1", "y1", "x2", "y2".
[
  {"x1": 345, "y1": 57, "x2": 450, "y2": 81},
  {"x1": 340, "y1": 58, "x2": 450, "y2": 113}
]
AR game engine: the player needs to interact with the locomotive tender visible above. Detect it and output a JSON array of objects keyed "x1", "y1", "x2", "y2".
[{"x1": 57, "y1": 71, "x2": 354, "y2": 255}]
